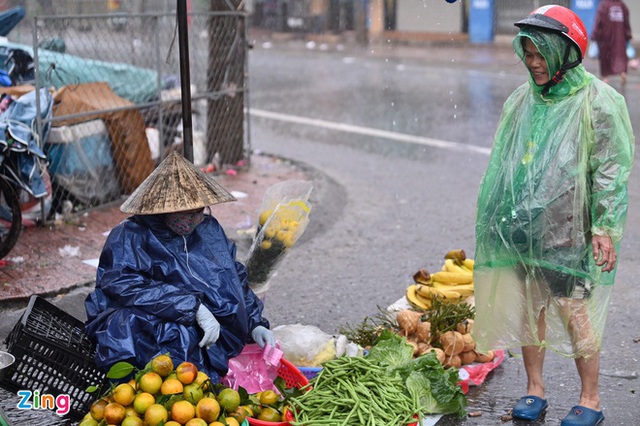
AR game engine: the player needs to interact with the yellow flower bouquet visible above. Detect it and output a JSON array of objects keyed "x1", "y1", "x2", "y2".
[{"x1": 246, "y1": 180, "x2": 313, "y2": 294}]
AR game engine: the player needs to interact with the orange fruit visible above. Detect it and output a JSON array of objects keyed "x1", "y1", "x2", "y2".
[
  {"x1": 195, "y1": 397, "x2": 220, "y2": 423},
  {"x1": 240, "y1": 405, "x2": 254, "y2": 418},
  {"x1": 176, "y1": 361, "x2": 199, "y2": 385},
  {"x1": 185, "y1": 419, "x2": 208, "y2": 426},
  {"x1": 170, "y1": 399, "x2": 195, "y2": 424},
  {"x1": 103, "y1": 402, "x2": 126, "y2": 425},
  {"x1": 161, "y1": 377, "x2": 184, "y2": 395},
  {"x1": 89, "y1": 398, "x2": 108, "y2": 421},
  {"x1": 124, "y1": 405, "x2": 139, "y2": 418},
  {"x1": 217, "y1": 388, "x2": 240, "y2": 412},
  {"x1": 145, "y1": 403, "x2": 168, "y2": 426},
  {"x1": 224, "y1": 417, "x2": 240, "y2": 426},
  {"x1": 195, "y1": 371, "x2": 210, "y2": 390},
  {"x1": 259, "y1": 390, "x2": 279, "y2": 405},
  {"x1": 183, "y1": 382, "x2": 204, "y2": 404},
  {"x1": 228, "y1": 406, "x2": 246, "y2": 424},
  {"x1": 78, "y1": 418, "x2": 99, "y2": 426},
  {"x1": 133, "y1": 392, "x2": 155, "y2": 415},
  {"x1": 258, "y1": 407, "x2": 281, "y2": 422},
  {"x1": 139, "y1": 371, "x2": 163, "y2": 395},
  {"x1": 208, "y1": 422, "x2": 225, "y2": 426},
  {"x1": 121, "y1": 416, "x2": 145, "y2": 426},
  {"x1": 151, "y1": 354, "x2": 174, "y2": 377},
  {"x1": 164, "y1": 422, "x2": 182, "y2": 426},
  {"x1": 113, "y1": 383, "x2": 136, "y2": 406}
]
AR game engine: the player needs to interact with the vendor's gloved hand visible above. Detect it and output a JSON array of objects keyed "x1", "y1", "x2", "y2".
[
  {"x1": 252, "y1": 325, "x2": 276, "y2": 348},
  {"x1": 196, "y1": 304, "x2": 220, "y2": 348}
]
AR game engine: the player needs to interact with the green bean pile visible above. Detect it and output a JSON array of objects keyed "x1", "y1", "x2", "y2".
[{"x1": 288, "y1": 356, "x2": 419, "y2": 426}]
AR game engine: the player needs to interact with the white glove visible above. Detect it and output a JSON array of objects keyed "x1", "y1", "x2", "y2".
[
  {"x1": 251, "y1": 325, "x2": 276, "y2": 348},
  {"x1": 196, "y1": 304, "x2": 220, "y2": 348}
]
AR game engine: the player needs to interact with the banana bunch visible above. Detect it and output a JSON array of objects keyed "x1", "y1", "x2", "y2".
[{"x1": 406, "y1": 249, "x2": 475, "y2": 310}]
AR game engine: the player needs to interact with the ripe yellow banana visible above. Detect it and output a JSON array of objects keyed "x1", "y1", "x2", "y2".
[
  {"x1": 416, "y1": 284, "x2": 462, "y2": 301},
  {"x1": 432, "y1": 281, "x2": 474, "y2": 297},
  {"x1": 462, "y1": 258, "x2": 475, "y2": 271},
  {"x1": 431, "y1": 270, "x2": 473, "y2": 285},
  {"x1": 406, "y1": 284, "x2": 432, "y2": 310},
  {"x1": 444, "y1": 258, "x2": 468, "y2": 274}
]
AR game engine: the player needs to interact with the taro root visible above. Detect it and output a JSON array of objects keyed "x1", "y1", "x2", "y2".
[
  {"x1": 475, "y1": 350, "x2": 496, "y2": 363},
  {"x1": 460, "y1": 350, "x2": 478, "y2": 365},
  {"x1": 415, "y1": 321, "x2": 431, "y2": 343},
  {"x1": 462, "y1": 333, "x2": 476, "y2": 352},
  {"x1": 429, "y1": 347, "x2": 446, "y2": 364},
  {"x1": 443, "y1": 354, "x2": 462, "y2": 369},
  {"x1": 440, "y1": 330, "x2": 465, "y2": 356},
  {"x1": 457, "y1": 319, "x2": 475, "y2": 335},
  {"x1": 396, "y1": 309, "x2": 423, "y2": 335}
]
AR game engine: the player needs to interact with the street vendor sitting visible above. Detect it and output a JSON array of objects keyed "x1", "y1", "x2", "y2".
[{"x1": 84, "y1": 151, "x2": 275, "y2": 382}]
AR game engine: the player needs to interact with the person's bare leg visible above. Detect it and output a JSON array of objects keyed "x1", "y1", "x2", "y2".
[
  {"x1": 575, "y1": 353, "x2": 601, "y2": 411},
  {"x1": 522, "y1": 309, "x2": 546, "y2": 398},
  {"x1": 522, "y1": 346, "x2": 546, "y2": 397},
  {"x1": 561, "y1": 298, "x2": 601, "y2": 411}
]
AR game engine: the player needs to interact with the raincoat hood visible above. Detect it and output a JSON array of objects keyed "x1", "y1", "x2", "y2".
[{"x1": 513, "y1": 26, "x2": 588, "y2": 99}]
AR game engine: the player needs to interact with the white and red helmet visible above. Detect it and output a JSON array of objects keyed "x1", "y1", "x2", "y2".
[{"x1": 515, "y1": 5, "x2": 588, "y2": 60}]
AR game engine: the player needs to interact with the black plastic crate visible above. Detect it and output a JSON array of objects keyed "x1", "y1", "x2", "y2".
[{"x1": 0, "y1": 295, "x2": 107, "y2": 421}]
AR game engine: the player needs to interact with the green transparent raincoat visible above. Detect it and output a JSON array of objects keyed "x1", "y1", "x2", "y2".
[{"x1": 472, "y1": 28, "x2": 634, "y2": 358}]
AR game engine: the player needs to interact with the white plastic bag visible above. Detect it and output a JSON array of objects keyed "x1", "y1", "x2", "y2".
[
  {"x1": 272, "y1": 324, "x2": 345, "y2": 367},
  {"x1": 588, "y1": 41, "x2": 598, "y2": 59}
]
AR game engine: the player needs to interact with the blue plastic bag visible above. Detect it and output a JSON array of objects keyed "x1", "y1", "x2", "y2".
[{"x1": 627, "y1": 41, "x2": 636, "y2": 59}]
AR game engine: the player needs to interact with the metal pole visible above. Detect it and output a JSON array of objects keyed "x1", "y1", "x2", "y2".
[{"x1": 177, "y1": 0, "x2": 194, "y2": 162}]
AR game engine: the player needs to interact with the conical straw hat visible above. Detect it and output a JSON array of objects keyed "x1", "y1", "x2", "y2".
[{"x1": 120, "y1": 151, "x2": 236, "y2": 215}]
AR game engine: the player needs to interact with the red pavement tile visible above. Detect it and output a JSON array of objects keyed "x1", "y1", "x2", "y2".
[{"x1": 0, "y1": 154, "x2": 309, "y2": 304}]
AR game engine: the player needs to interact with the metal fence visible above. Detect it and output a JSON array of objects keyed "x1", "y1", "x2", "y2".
[{"x1": 9, "y1": 8, "x2": 250, "y2": 218}]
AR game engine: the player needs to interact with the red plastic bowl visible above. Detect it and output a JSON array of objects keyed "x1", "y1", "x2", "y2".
[{"x1": 246, "y1": 359, "x2": 308, "y2": 426}]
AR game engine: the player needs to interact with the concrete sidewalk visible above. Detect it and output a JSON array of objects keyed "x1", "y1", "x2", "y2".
[{"x1": 0, "y1": 153, "x2": 310, "y2": 307}]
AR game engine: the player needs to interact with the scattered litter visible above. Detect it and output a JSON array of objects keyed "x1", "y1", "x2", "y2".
[
  {"x1": 83, "y1": 258, "x2": 100, "y2": 268},
  {"x1": 236, "y1": 226, "x2": 257, "y2": 237},
  {"x1": 59, "y1": 245, "x2": 80, "y2": 257},
  {"x1": 468, "y1": 411, "x2": 482, "y2": 417},
  {"x1": 230, "y1": 191, "x2": 248, "y2": 199},
  {"x1": 225, "y1": 169, "x2": 238, "y2": 176},
  {"x1": 6, "y1": 256, "x2": 24, "y2": 263}
]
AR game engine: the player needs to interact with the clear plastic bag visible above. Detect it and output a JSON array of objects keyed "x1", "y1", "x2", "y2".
[{"x1": 245, "y1": 180, "x2": 313, "y2": 294}]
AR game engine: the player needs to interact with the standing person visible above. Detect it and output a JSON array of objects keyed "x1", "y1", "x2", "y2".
[
  {"x1": 591, "y1": 0, "x2": 632, "y2": 86},
  {"x1": 84, "y1": 151, "x2": 275, "y2": 382},
  {"x1": 471, "y1": 5, "x2": 634, "y2": 426}
]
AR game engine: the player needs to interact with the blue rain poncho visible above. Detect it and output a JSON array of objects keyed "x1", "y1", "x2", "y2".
[
  {"x1": 472, "y1": 28, "x2": 634, "y2": 358},
  {"x1": 84, "y1": 214, "x2": 269, "y2": 380}
]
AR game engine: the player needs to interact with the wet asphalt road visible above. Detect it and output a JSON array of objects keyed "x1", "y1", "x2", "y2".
[{"x1": 2, "y1": 39, "x2": 640, "y2": 424}]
